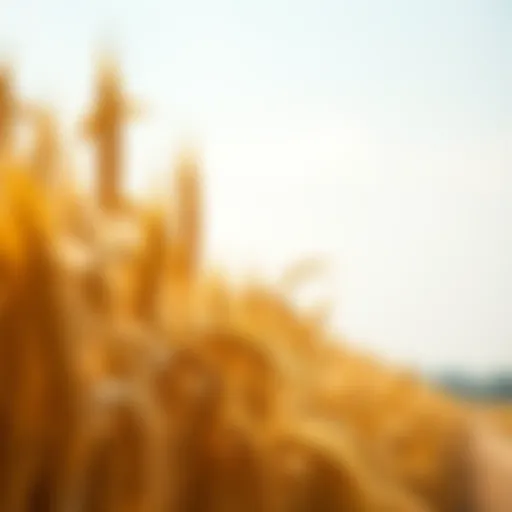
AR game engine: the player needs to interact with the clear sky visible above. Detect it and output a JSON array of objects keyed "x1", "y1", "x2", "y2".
[{"x1": 1, "y1": 0, "x2": 510, "y2": 373}]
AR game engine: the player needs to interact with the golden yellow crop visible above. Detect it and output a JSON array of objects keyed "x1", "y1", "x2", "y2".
[{"x1": 0, "y1": 56, "x2": 509, "y2": 512}]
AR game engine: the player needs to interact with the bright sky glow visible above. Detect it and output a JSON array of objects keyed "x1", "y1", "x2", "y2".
[{"x1": 1, "y1": 0, "x2": 510, "y2": 372}]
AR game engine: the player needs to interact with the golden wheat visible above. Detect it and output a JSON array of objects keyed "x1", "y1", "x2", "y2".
[{"x1": 0, "y1": 57, "x2": 509, "y2": 512}]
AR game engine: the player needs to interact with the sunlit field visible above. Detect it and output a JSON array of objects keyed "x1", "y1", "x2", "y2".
[{"x1": 0, "y1": 56, "x2": 510, "y2": 511}]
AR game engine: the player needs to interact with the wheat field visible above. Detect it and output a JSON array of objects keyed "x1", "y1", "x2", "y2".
[{"x1": 0, "y1": 57, "x2": 510, "y2": 512}]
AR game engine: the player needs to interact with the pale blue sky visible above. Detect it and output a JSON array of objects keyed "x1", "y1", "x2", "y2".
[{"x1": 1, "y1": 0, "x2": 510, "y2": 372}]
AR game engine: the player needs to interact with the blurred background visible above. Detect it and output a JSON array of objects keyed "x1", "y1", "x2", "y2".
[{"x1": 1, "y1": 0, "x2": 510, "y2": 395}]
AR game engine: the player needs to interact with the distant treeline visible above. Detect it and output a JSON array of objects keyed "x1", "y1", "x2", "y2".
[{"x1": 432, "y1": 372, "x2": 512, "y2": 402}]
